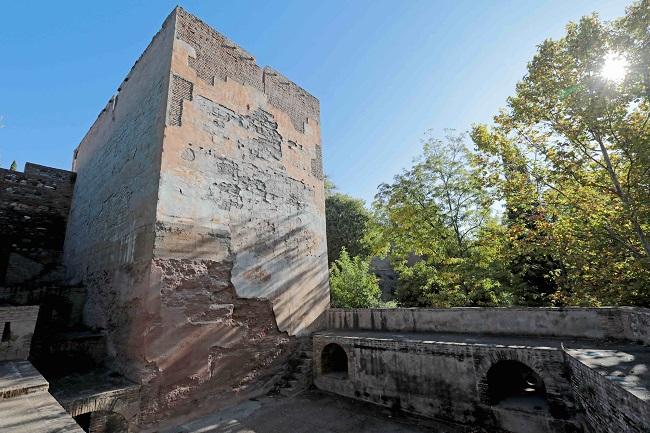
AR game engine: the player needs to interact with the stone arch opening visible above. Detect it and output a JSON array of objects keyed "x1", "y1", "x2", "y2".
[
  {"x1": 321, "y1": 343, "x2": 348, "y2": 378},
  {"x1": 486, "y1": 360, "x2": 548, "y2": 411}
]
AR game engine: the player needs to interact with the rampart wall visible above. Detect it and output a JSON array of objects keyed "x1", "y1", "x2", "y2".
[{"x1": 0, "y1": 164, "x2": 75, "y2": 285}]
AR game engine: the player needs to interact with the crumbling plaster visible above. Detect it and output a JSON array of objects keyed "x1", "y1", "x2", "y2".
[{"x1": 155, "y1": 7, "x2": 329, "y2": 338}]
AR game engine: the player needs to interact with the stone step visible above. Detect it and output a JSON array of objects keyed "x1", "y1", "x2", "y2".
[{"x1": 0, "y1": 361, "x2": 49, "y2": 400}]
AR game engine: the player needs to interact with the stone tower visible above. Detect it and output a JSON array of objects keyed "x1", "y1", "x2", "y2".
[{"x1": 63, "y1": 7, "x2": 329, "y2": 428}]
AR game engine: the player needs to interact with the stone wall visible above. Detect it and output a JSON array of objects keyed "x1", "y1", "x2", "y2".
[
  {"x1": 621, "y1": 307, "x2": 650, "y2": 345},
  {"x1": 131, "y1": 8, "x2": 329, "y2": 426},
  {"x1": 62, "y1": 7, "x2": 175, "y2": 383},
  {"x1": 565, "y1": 349, "x2": 650, "y2": 433},
  {"x1": 0, "y1": 163, "x2": 75, "y2": 285},
  {"x1": 313, "y1": 333, "x2": 580, "y2": 433},
  {"x1": 0, "y1": 305, "x2": 39, "y2": 361},
  {"x1": 158, "y1": 8, "x2": 328, "y2": 336},
  {"x1": 325, "y1": 307, "x2": 645, "y2": 340}
]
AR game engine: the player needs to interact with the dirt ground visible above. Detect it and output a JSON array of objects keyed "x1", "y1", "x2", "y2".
[{"x1": 161, "y1": 389, "x2": 467, "y2": 433}]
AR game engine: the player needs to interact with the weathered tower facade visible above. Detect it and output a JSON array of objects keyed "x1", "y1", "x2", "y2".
[{"x1": 63, "y1": 7, "x2": 329, "y2": 428}]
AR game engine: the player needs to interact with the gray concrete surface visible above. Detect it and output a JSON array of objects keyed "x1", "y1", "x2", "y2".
[
  {"x1": 565, "y1": 344, "x2": 650, "y2": 433},
  {"x1": 313, "y1": 329, "x2": 650, "y2": 433},
  {"x1": 0, "y1": 360, "x2": 48, "y2": 398},
  {"x1": 316, "y1": 329, "x2": 591, "y2": 349},
  {"x1": 566, "y1": 344, "x2": 650, "y2": 401},
  {"x1": 0, "y1": 391, "x2": 84, "y2": 433},
  {"x1": 0, "y1": 360, "x2": 83, "y2": 433}
]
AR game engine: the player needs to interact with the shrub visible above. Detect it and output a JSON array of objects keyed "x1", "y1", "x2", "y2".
[{"x1": 329, "y1": 248, "x2": 381, "y2": 308}]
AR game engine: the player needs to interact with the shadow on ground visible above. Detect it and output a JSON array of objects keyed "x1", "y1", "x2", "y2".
[{"x1": 161, "y1": 390, "x2": 470, "y2": 433}]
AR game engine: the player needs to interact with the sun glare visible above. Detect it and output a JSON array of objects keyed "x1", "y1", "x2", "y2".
[{"x1": 600, "y1": 52, "x2": 629, "y2": 83}]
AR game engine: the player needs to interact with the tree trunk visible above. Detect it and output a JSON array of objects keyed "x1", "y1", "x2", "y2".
[{"x1": 596, "y1": 138, "x2": 650, "y2": 261}]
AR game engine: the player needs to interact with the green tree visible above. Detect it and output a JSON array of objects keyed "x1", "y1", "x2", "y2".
[
  {"x1": 473, "y1": 1, "x2": 650, "y2": 305},
  {"x1": 329, "y1": 248, "x2": 382, "y2": 308},
  {"x1": 9, "y1": 160, "x2": 17, "y2": 171},
  {"x1": 325, "y1": 181, "x2": 371, "y2": 264},
  {"x1": 472, "y1": 125, "x2": 565, "y2": 306},
  {"x1": 367, "y1": 131, "x2": 511, "y2": 307}
]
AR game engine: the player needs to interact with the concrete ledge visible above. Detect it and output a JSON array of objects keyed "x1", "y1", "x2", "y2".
[
  {"x1": 0, "y1": 360, "x2": 83, "y2": 433},
  {"x1": 0, "y1": 390, "x2": 84, "y2": 433},
  {"x1": 0, "y1": 361, "x2": 49, "y2": 400},
  {"x1": 325, "y1": 307, "x2": 650, "y2": 342}
]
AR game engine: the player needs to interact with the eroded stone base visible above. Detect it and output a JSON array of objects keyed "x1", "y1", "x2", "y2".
[{"x1": 134, "y1": 258, "x2": 294, "y2": 430}]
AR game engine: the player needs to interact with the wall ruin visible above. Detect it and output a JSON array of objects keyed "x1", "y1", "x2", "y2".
[{"x1": 0, "y1": 164, "x2": 75, "y2": 286}]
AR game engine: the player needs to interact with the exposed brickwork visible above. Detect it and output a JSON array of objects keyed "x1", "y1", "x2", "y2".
[
  {"x1": 173, "y1": 8, "x2": 318, "y2": 134},
  {"x1": 311, "y1": 144, "x2": 324, "y2": 180},
  {"x1": 168, "y1": 74, "x2": 193, "y2": 126},
  {"x1": 263, "y1": 67, "x2": 320, "y2": 133},
  {"x1": 0, "y1": 164, "x2": 75, "y2": 285},
  {"x1": 194, "y1": 95, "x2": 283, "y2": 162},
  {"x1": 175, "y1": 8, "x2": 263, "y2": 91}
]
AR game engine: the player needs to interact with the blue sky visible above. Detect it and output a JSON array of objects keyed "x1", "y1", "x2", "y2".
[{"x1": 0, "y1": 0, "x2": 629, "y2": 203}]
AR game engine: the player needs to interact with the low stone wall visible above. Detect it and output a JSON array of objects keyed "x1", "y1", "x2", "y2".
[
  {"x1": 565, "y1": 349, "x2": 650, "y2": 433},
  {"x1": 325, "y1": 307, "x2": 650, "y2": 341},
  {"x1": 0, "y1": 163, "x2": 75, "y2": 285},
  {"x1": 621, "y1": 307, "x2": 650, "y2": 345},
  {"x1": 0, "y1": 305, "x2": 39, "y2": 361}
]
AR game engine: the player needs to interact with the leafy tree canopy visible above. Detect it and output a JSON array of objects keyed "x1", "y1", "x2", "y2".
[
  {"x1": 366, "y1": 131, "x2": 512, "y2": 307},
  {"x1": 472, "y1": 0, "x2": 650, "y2": 305},
  {"x1": 325, "y1": 177, "x2": 371, "y2": 264}
]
